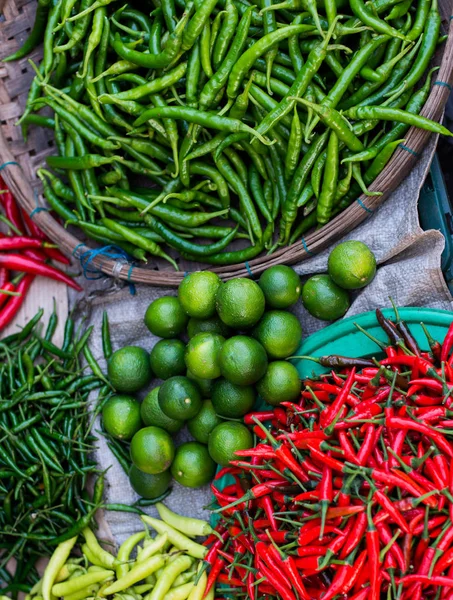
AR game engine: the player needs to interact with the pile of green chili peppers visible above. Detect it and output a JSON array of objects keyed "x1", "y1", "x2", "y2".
[
  {"x1": 5, "y1": 0, "x2": 451, "y2": 265},
  {"x1": 0, "y1": 306, "x2": 111, "y2": 594}
]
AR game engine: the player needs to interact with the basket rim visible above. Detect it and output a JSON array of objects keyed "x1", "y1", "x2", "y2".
[{"x1": 1, "y1": 12, "x2": 453, "y2": 286}]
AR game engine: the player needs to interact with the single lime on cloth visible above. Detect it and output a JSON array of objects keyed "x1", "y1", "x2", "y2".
[
  {"x1": 188, "y1": 399, "x2": 222, "y2": 444},
  {"x1": 328, "y1": 240, "x2": 377, "y2": 290},
  {"x1": 187, "y1": 316, "x2": 231, "y2": 339},
  {"x1": 211, "y1": 378, "x2": 256, "y2": 418},
  {"x1": 178, "y1": 271, "x2": 222, "y2": 318},
  {"x1": 141, "y1": 386, "x2": 184, "y2": 434},
  {"x1": 171, "y1": 441, "x2": 216, "y2": 488},
  {"x1": 150, "y1": 339, "x2": 186, "y2": 380},
  {"x1": 108, "y1": 346, "x2": 152, "y2": 393},
  {"x1": 253, "y1": 310, "x2": 302, "y2": 359},
  {"x1": 185, "y1": 332, "x2": 225, "y2": 380},
  {"x1": 102, "y1": 395, "x2": 142, "y2": 440},
  {"x1": 130, "y1": 426, "x2": 175, "y2": 474},
  {"x1": 302, "y1": 274, "x2": 350, "y2": 321},
  {"x1": 129, "y1": 464, "x2": 172, "y2": 499},
  {"x1": 208, "y1": 422, "x2": 253, "y2": 467},
  {"x1": 257, "y1": 361, "x2": 302, "y2": 405},
  {"x1": 259, "y1": 265, "x2": 302, "y2": 308},
  {"x1": 219, "y1": 335, "x2": 268, "y2": 386},
  {"x1": 144, "y1": 296, "x2": 188, "y2": 338},
  {"x1": 158, "y1": 375, "x2": 202, "y2": 420},
  {"x1": 216, "y1": 278, "x2": 265, "y2": 329}
]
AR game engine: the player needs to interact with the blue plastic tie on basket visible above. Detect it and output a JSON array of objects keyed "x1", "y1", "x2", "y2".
[
  {"x1": 301, "y1": 237, "x2": 315, "y2": 256},
  {"x1": 74, "y1": 244, "x2": 136, "y2": 293},
  {"x1": 398, "y1": 143, "x2": 421, "y2": 158},
  {"x1": 434, "y1": 80, "x2": 453, "y2": 91},
  {"x1": 29, "y1": 189, "x2": 49, "y2": 219},
  {"x1": 356, "y1": 197, "x2": 375, "y2": 214},
  {"x1": 0, "y1": 161, "x2": 19, "y2": 173},
  {"x1": 244, "y1": 261, "x2": 253, "y2": 276}
]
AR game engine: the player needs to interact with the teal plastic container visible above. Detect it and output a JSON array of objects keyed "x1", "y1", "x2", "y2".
[
  {"x1": 212, "y1": 307, "x2": 453, "y2": 526},
  {"x1": 296, "y1": 306, "x2": 453, "y2": 379}
]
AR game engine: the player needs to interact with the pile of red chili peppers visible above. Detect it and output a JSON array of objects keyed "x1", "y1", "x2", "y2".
[
  {"x1": 207, "y1": 308, "x2": 453, "y2": 600},
  {"x1": 0, "y1": 176, "x2": 81, "y2": 330}
]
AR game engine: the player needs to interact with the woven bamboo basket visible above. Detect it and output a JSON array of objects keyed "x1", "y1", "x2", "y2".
[{"x1": 1, "y1": 0, "x2": 453, "y2": 286}]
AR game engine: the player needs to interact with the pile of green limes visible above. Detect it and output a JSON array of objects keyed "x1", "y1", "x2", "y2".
[
  {"x1": 302, "y1": 240, "x2": 377, "y2": 321},
  {"x1": 101, "y1": 264, "x2": 304, "y2": 500}
]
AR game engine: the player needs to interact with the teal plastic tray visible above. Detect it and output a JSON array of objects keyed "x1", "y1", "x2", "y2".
[
  {"x1": 212, "y1": 307, "x2": 453, "y2": 525},
  {"x1": 295, "y1": 306, "x2": 453, "y2": 379}
]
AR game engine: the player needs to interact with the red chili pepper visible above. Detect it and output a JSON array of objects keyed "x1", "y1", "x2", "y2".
[
  {"x1": 340, "y1": 511, "x2": 367, "y2": 559},
  {"x1": 435, "y1": 547, "x2": 453, "y2": 575},
  {"x1": 441, "y1": 320, "x2": 453, "y2": 363},
  {"x1": 204, "y1": 557, "x2": 224, "y2": 597},
  {"x1": 0, "y1": 177, "x2": 24, "y2": 232},
  {"x1": 376, "y1": 520, "x2": 406, "y2": 572},
  {"x1": 373, "y1": 489, "x2": 410, "y2": 533},
  {"x1": 365, "y1": 503, "x2": 381, "y2": 600},
  {"x1": 356, "y1": 424, "x2": 378, "y2": 466},
  {"x1": 321, "y1": 368, "x2": 356, "y2": 429},
  {"x1": 268, "y1": 545, "x2": 310, "y2": 600},
  {"x1": 257, "y1": 531, "x2": 292, "y2": 544},
  {"x1": 0, "y1": 268, "x2": 9, "y2": 287},
  {"x1": 296, "y1": 545, "x2": 328, "y2": 557},
  {"x1": 319, "y1": 464, "x2": 333, "y2": 539},
  {"x1": 0, "y1": 254, "x2": 81, "y2": 291},
  {"x1": 258, "y1": 561, "x2": 296, "y2": 600},
  {"x1": 307, "y1": 445, "x2": 346, "y2": 472},
  {"x1": 216, "y1": 574, "x2": 245, "y2": 588},
  {"x1": 318, "y1": 547, "x2": 360, "y2": 600},
  {"x1": 372, "y1": 469, "x2": 438, "y2": 507},
  {"x1": 258, "y1": 495, "x2": 278, "y2": 532},
  {"x1": 0, "y1": 236, "x2": 56, "y2": 250},
  {"x1": 298, "y1": 525, "x2": 341, "y2": 546},
  {"x1": 399, "y1": 574, "x2": 453, "y2": 587},
  {"x1": 338, "y1": 431, "x2": 358, "y2": 464},
  {"x1": 0, "y1": 274, "x2": 35, "y2": 331},
  {"x1": 0, "y1": 280, "x2": 19, "y2": 310},
  {"x1": 244, "y1": 411, "x2": 275, "y2": 425}
]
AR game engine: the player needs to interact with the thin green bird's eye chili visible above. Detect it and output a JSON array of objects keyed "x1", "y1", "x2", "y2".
[
  {"x1": 213, "y1": 0, "x2": 238, "y2": 69},
  {"x1": 317, "y1": 131, "x2": 339, "y2": 225}
]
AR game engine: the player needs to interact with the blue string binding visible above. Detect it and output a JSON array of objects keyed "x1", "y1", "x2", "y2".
[
  {"x1": 356, "y1": 197, "x2": 374, "y2": 214},
  {"x1": 244, "y1": 261, "x2": 253, "y2": 276},
  {"x1": 74, "y1": 244, "x2": 136, "y2": 294},
  {"x1": 434, "y1": 80, "x2": 453, "y2": 91},
  {"x1": 29, "y1": 190, "x2": 49, "y2": 219},
  {"x1": 0, "y1": 161, "x2": 19, "y2": 173},
  {"x1": 398, "y1": 143, "x2": 421, "y2": 159},
  {"x1": 301, "y1": 237, "x2": 315, "y2": 256}
]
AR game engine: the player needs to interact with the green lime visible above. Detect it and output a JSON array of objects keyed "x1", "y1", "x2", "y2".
[
  {"x1": 102, "y1": 395, "x2": 142, "y2": 441},
  {"x1": 185, "y1": 333, "x2": 225, "y2": 380},
  {"x1": 141, "y1": 387, "x2": 184, "y2": 434},
  {"x1": 144, "y1": 296, "x2": 188, "y2": 338},
  {"x1": 130, "y1": 426, "x2": 175, "y2": 474},
  {"x1": 187, "y1": 316, "x2": 231, "y2": 339},
  {"x1": 178, "y1": 271, "x2": 222, "y2": 318},
  {"x1": 328, "y1": 241, "x2": 377, "y2": 290},
  {"x1": 150, "y1": 339, "x2": 186, "y2": 380},
  {"x1": 186, "y1": 369, "x2": 214, "y2": 398},
  {"x1": 158, "y1": 376, "x2": 202, "y2": 420},
  {"x1": 219, "y1": 335, "x2": 268, "y2": 385},
  {"x1": 257, "y1": 362, "x2": 301, "y2": 406},
  {"x1": 108, "y1": 346, "x2": 152, "y2": 393},
  {"x1": 211, "y1": 378, "x2": 255, "y2": 418},
  {"x1": 253, "y1": 311, "x2": 302, "y2": 359},
  {"x1": 208, "y1": 422, "x2": 253, "y2": 467},
  {"x1": 216, "y1": 278, "x2": 265, "y2": 329},
  {"x1": 187, "y1": 400, "x2": 222, "y2": 444},
  {"x1": 258, "y1": 265, "x2": 302, "y2": 308},
  {"x1": 171, "y1": 442, "x2": 216, "y2": 488},
  {"x1": 129, "y1": 465, "x2": 172, "y2": 499},
  {"x1": 302, "y1": 275, "x2": 350, "y2": 321}
]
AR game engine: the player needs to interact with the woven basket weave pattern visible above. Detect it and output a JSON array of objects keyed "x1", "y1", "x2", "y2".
[{"x1": 1, "y1": 0, "x2": 453, "y2": 285}]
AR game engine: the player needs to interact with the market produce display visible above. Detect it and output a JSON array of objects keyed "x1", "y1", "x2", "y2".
[
  {"x1": 0, "y1": 177, "x2": 81, "y2": 332},
  {"x1": 2, "y1": 0, "x2": 452, "y2": 265},
  {"x1": 207, "y1": 307, "x2": 453, "y2": 599}
]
